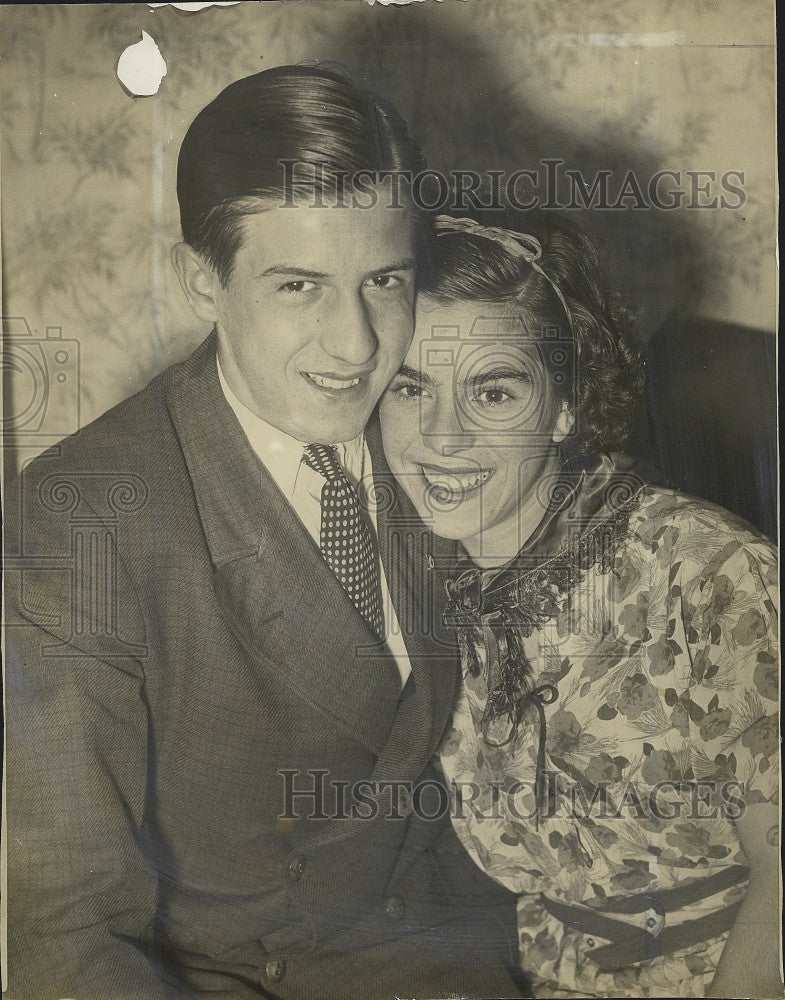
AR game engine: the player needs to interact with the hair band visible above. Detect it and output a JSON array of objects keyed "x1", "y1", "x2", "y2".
[{"x1": 433, "y1": 215, "x2": 573, "y2": 333}]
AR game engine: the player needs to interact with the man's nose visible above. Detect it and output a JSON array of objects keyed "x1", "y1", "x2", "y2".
[{"x1": 320, "y1": 293, "x2": 377, "y2": 366}]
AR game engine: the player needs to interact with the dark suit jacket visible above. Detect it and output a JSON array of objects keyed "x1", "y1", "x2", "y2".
[{"x1": 5, "y1": 334, "x2": 524, "y2": 1000}]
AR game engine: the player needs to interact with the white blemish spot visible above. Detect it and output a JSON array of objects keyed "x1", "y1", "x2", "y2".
[{"x1": 117, "y1": 31, "x2": 167, "y2": 97}]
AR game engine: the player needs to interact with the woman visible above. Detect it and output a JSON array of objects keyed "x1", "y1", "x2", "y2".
[{"x1": 379, "y1": 216, "x2": 780, "y2": 998}]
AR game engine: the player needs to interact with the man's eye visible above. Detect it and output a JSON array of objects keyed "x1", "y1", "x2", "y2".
[
  {"x1": 279, "y1": 280, "x2": 316, "y2": 294},
  {"x1": 366, "y1": 274, "x2": 402, "y2": 290}
]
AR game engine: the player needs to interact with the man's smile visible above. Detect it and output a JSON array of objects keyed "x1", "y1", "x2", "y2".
[{"x1": 302, "y1": 371, "x2": 369, "y2": 392}]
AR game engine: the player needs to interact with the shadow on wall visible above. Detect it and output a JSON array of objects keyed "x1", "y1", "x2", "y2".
[
  {"x1": 327, "y1": 5, "x2": 712, "y2": 337},
  {"x1": 323, "y1": 10, "x2": 775, "y2": 538}
]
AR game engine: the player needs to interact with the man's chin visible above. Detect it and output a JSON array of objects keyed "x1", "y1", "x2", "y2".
[{"x1": 293, "y1": 413, "x2": 373, "y2": 446}]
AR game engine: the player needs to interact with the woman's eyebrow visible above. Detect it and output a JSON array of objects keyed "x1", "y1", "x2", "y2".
[
  {"x1": 394, "y1": 364, "x2": 436, "y2": 386},
  {"x1": 367, "y1": 257, "x2": 417, "y2": 277},
  {"x1": 463, "y1": 366, "x2": 532, "y2": 387}
]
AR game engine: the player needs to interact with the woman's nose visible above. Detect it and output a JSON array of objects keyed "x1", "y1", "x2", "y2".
[
  {"x1": 320, "y1": 294, "x2": 377, "y2": 366},
  {"x1": 422, "y1": 398, "x2": 477, "y2": 455}
]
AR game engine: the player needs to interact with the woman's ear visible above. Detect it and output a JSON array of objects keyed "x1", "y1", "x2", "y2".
[
  {"x1": 171, "y1": 243, "x2": 221, "y2": 323},
  {"x1": 551, "y1": 401, "x2": 576, "y2": 443}
]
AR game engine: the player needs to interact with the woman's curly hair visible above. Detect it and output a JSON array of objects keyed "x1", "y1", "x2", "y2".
[{"x1": 418, "y1": 215, "x2": 644, "y2": 458}]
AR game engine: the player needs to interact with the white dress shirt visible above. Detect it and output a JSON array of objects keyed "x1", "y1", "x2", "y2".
[{"x1": 217, "y1": 359, "x2": 412, "y2": 686}]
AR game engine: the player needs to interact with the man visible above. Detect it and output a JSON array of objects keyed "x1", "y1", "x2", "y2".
[{"x1": 5, "y1": 66, "x2": 524, "y2": 999}]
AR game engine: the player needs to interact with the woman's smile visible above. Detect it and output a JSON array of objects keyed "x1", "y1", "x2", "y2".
[{"x1": 418, "y1": 463, "x2": 495, "y2": 497}]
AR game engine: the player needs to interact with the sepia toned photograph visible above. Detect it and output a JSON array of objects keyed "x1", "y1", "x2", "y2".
[{"x1": 1, "y1": 2, "x2": 779, "y2": 998}]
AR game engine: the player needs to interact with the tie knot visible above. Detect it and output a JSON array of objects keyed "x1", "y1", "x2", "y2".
[{"x1": 302, "y1": 443, "x2": 346, "y2": 484}]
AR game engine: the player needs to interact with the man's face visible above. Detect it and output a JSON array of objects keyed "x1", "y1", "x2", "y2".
[{"x1": 212, "y1": 198, "x2": 418, "y2": 444}]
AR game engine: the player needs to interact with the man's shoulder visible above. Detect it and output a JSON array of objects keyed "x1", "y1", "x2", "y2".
[
  {"x1": 7, "y1": 346, "x2": 209, "y2": 548},
  {"x1": 56, "y1": 371, "x2": 169, "y2": 468},
  {"x1": 18, "y1": 339, "x2": 211, "y2": 482}
]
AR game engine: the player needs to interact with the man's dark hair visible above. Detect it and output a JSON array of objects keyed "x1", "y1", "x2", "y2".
[
  {"x1": 177, "y1": 64, "x2": 427, "y2": 286},
  {"x1": 419, "y1": 215, "x2": 644, "y2": 457}
]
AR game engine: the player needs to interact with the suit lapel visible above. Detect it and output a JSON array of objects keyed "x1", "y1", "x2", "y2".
[
  {"x1": 163, "y1": 339, "x2": 463, "y2": 792},
  {"x1": 279, "y1": 417, "x2": 463, "y2": 853},
  {"x1": 366, "y1": 416, "x2": 461, "y2": 777},
  {"x1": 164, "y1": 335, "x2": 401, "y2": 755}
]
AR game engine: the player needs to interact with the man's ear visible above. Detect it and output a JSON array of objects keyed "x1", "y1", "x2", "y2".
[
  {"x1": 171, "y1": 243, "x2": 221, "y2": 323},
  {"x1": 551, "y1": 401, "x2": 576, "y2": 443}
]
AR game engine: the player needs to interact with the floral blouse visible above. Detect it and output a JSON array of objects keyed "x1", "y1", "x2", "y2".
[{"x1": 436, "y1": 469, "x2": 778, "y2": 998}]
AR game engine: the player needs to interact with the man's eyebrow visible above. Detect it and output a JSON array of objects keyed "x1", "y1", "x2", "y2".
[
  {"x1": 258, "y1": 266, "x2": 330, "y2": 279},
  {"x1": 394, "y1": 364, "x2": 436, "y2": 387},
  {"x1": 258, "y1": 258, "x2": 417, "y2": 281}
]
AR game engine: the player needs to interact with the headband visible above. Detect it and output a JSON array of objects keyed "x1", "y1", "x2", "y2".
[{"x1": 433, "y1": 215, "x2": 573, "y2": 333}]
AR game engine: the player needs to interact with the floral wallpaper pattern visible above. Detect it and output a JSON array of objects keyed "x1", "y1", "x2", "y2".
[{"x1": 1, "y1": 1, "x2": 776, "y2": 468}]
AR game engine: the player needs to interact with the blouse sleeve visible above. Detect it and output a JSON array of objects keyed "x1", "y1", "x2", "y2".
[{"x1": 677, "y1": 527, "x2": 779, "y2": 805}]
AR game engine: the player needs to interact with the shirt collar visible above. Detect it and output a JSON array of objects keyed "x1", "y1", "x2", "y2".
[{"x1": 216, "y1": 357, "x2": 366, "y2": 496}]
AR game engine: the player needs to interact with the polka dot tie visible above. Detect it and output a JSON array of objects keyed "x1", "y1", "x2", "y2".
[{"x1": 302, "y1": 444, "x2": 385, "y2": 640}]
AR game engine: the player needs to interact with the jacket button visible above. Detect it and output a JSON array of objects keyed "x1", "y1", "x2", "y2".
[
  {"x1": 265, "y1": 959, "x2": 287, "y2": 983},
  {"x1": 645, "y1": 908, "x2": 665, "y2": 935},
  {"x1": 385, "y1": 894, "x2": 406, "y2": 920},
  {"x1": 286, "y1": 854, "x2": 307, "y2": 881}
]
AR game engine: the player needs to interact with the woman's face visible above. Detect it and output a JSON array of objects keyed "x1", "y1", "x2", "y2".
[{"x1": 380, "y1": 297, "x2": 566, "y2": 565}]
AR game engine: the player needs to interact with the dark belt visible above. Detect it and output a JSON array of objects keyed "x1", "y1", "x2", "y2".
[{"x1": 540, "y1": 865, "x2": 749, "y2": 973}]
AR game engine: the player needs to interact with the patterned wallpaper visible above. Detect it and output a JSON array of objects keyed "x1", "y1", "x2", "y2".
[{"x1": 1, "y1": 1, "x2": 776, "y2": 464}]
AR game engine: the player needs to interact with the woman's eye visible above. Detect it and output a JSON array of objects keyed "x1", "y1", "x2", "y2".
[
  {"x1": 391, "y1": 382, "x2": 423, "y2": 399},
  {"x1": 279, "y1": 280, "x2": 316, "y2": 294},
  {"x1": 475, "y1": 386, "x2": 513, "y2": 406}
]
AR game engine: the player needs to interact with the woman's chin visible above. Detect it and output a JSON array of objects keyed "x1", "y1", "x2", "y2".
[{"x1": 420, "y1": 510, "x2": 485, "y2": 546}]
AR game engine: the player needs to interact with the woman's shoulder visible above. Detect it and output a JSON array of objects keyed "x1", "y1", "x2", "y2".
[
  {"x1": 612, "y1": 484, "x2": 777, "y2": 607},
  {"x1": 626, "y1": 484, "x2": 776, "y2": 568}
]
